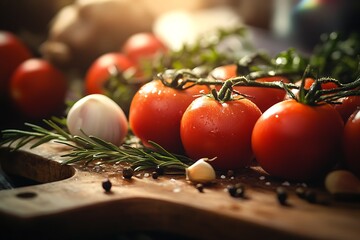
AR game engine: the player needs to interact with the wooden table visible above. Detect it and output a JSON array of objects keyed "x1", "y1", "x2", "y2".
[{"x1": 0, "y1": 142, "x2": 359, "y2": 240}]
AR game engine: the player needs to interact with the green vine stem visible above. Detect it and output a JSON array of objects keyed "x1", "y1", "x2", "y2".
[{"x1": 156, "y1": 67, "x2": 360, "y2": 106}]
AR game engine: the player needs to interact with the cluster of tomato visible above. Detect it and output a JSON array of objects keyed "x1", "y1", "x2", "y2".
[
  {"x1": 84, "y1": 32, "x2": 168, "y2": 115},
  {"x1": 0, "y1": 30, "x2": 166, "y2": 122},
  {"x1": 0, "y1": 31, "x2": 68, "y2": 121},
  {"x1": 2, "y1": 30, "x2": 359, "y2": 183},
  {"x1": 128, "y1": 63, "x2": 360, "y2": 182}
]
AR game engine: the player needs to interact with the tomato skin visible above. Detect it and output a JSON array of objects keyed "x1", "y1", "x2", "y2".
[
  {"x1": 300, "y1": 78, "x2": 360, "y2": 122},
  {"x1": 333, "y1": 96, "x2": 360, "y2": 123},
  {"x1": 180, "y1": 96, "x2": 262, "y2": 170},
  {"x1": 343, "y1": 108, "x2": 360, "y2": 178},
  {"x1": 235, "y1": 76, "x2": 290, "y2": 113},
  {"x1": 9, "y1": 58, "x2": 68, "y2": 119},
  {"x1": 252, "y1": 99, "x2": 344, "y2": 182},
  {"x1": 210, "y1": 64, "x2": 289, "y2": 112},
  {"x1": 0, "y1": 31, "x2": 32, "y2": 98},
  {"x1": 303, "y1": 77, "x2": 338, "y2": 90},
  {"x1": 85, "y1": 53, "x2": 136, "y2": 94},
  {"x1": 210, "y1": 64, "x2": 237, "y2": 81},
  {"x1": 129, "y1": 80, "x2": 208, "y2": 154},
  {"x1": 121, "y1": 32, "x2": 167, "y2": 66}
]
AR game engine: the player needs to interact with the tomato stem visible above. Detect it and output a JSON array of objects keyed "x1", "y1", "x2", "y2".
[
  {"x1": 295, "y1": 65, "x2": 360, "y2": 105},
  {"x1": 156, "y1": 67, "x2": 360, "y2": 106}
]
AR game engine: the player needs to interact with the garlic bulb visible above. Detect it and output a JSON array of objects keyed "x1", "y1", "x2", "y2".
[
  {"x1": 325, "y1": 170, "x2": 360, "y2": 195},
  {"x1": 186, "y1": 158, "x2": 216, "y2": 183},
  {"x1": 67, "y1": 94, "x2": 128, "y2": 146}
]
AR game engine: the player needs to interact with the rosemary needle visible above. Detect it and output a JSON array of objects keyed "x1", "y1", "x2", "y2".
[{"x1": 0, "y1": 120, "x2": 192, "y2": 173}]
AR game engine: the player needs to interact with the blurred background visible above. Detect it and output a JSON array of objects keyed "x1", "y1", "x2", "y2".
[
  {"x1": 1, "y1": 0, "x2": 358, "y2": 56},
  {"x1": 0, "y1": 0, "x2": 359, "y2": 130}
]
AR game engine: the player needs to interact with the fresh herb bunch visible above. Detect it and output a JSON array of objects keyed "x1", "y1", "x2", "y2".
[
  {"x1": 0, "y1": 119, "x2": 192, "y2": 173},
  {"x1": 141, "y1": 26, "x2": 251, "y2": 79},
  {"x1": 310, "y1": 32, "x2": 360, "y2": 83},
  {"x1": 234, "y1": 31, "x2": 359, "y2": 83}
]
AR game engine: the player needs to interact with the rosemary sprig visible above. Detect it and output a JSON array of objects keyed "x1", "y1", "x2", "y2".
[
  {"x1": 58, "y1": 135, "x2": 191, "y2": 172},
  {"x1": 0, "y1": 120, "x2": 192, "y2": 173},
  {"x1": 1, "y1": 119, "x2": 72, "y2": 151}
]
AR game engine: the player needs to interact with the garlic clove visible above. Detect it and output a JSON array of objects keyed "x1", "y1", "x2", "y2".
[
  {"x1": 67, "y1": 94, "x2": 128, "y2": 146},
  {"x1": 186, "y1": 158, "x2": 216, "y2": 184},
  {"x1": 325, "y1": 170, "x2": 360, "y2": 195}
]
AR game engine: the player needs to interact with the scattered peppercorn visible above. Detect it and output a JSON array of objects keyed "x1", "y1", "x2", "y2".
[
  {"x1": 122, "y1": 167, "x2": 134, "y2": 179},
  {"x1": 155, "y1": 165, "x2": 165, "y2": 175},
  {"x1": 295, "y1": 187, "x2": 306, "y2": 199},
  {"x1": 152, "y1": 171, "x2": 159, "y2": 179},
  {"x1": 276, "y1": 187, "x2": 288, "y2": 205},
  {"x1": 196, "y1": 183, "x2": 204, "y2": 193},
  {"x1": 227, "y1": 183, "x2": 245, "y2": 198},
  {"x1": 227, "y1": 185, "x2": 237, "y2": 197},
  {"x1": 102, "y1": 178, "x2": 112, "y2": 192},
  {"x1": 227, "y1": 170, "x2": 235, "y2": 178},
  {"x1": 305, "y1": 190, "x2": 317, "y2": 204}
]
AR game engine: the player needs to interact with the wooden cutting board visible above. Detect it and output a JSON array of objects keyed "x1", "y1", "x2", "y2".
[{"x1": 0, "y1": 142, "x2": 359, "y2": 240}]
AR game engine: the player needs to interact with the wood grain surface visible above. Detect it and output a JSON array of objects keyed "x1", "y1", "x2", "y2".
[{"x1": 0, "y1": 142, "x2": 359, "y2": 240}]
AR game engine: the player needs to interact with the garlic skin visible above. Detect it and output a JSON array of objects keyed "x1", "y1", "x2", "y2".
[
  {"x1": 67, "y1": 94, "x2": 128, "y2": 146},
  {"x1": 325, "y1": 170, "x2": 360, "y2": 195},
  {"x1": 186, "y1": 158, "x2": 216, "y2": 183}
]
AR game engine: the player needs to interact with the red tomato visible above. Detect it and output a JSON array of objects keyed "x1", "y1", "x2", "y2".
[
  {"x1": 210, "y1": 64, "x2": 237, "y2": 81},
  {"x1": 235, "y1": 76, "x2": 290, "y2": 113},
  {"x1": 121, "y1": 32, "x2": 167, "y2": 66},
  {"x1": 287, "y1": 77, "x2": 338, "y2": 100},
  {"x1": 181, "y1": 96, "x2": 262, "y2": 170},
  {"x1": 85, "y1": 53, "x2": 137, "y2": 94},
  {"x1": 0, "y1": 31, "x2": 32, "y2": 98},
  {"x1": 300, "y1": 78, "x2": 360, "y2": 122},
  {"x1": 333, "y1": 96, "x2": 360, "y2": 123},
  {"x1": 303, "y1": 77, "x2": 339, "y2": 90},
  {"x1": 252, "y1": 99, "x2": 344, "y2": 182},
  {"x1": 129, "y1": 80, "x2": 208, "y2": 154},
  {"x1": 10, "y1": 58, "x2": 68, "y2": 119},
  {"x1": 343, "y1": 108, "x2": 360, "y2": 178},
  {"x1": 210, "y1": 64, "x2": 289, "y2": 112}
]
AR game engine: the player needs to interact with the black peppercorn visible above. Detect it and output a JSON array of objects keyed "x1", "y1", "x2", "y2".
[
  {"x1": 235, "y1": 186, "x2": 245, "y2": 198},
  {"x1": 196, "y1": 183, "x2": 204, "y2": 193},
  {"x1": 155, "y1": 165, "x2": 165, "y2": 175},
  {"x1": 152, "y1": 171, "x2": 159, "y2": 179},
  {"x1": 227, "y1": 170, "x2": 235, "y2": 178},
  {"x1": 276, "y1": 187, "x2": 288, "y2": 205},
  {"x1": 227, "y1": 183, "x2": 245, "y2": 198},
  {"x1": 102, "y1": 179, "x2": 112, "y2": 192},
  {"x1": 305, "y1": 190, "x2": 317, "y2": 204},
  {"x1": 227, "y1": 185, "x2": 237, "y2": 197},
  {"x1": 295, "y1": 187, "x2": 306, "y2": 199},
  {"x1": 122, "y1": 167, "x2": 134, "y2": 179}
]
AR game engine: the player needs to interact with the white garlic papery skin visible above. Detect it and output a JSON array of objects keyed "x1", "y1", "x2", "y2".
[
  {"x1": 186, "y1": 158, "x2": 216, "y2": 183},
  {"x1": 67, "y1": 94, "x2": 128, "y2": 146}
]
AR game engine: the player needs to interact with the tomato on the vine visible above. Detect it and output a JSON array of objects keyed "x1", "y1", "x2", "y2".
[
  {"x1": 210, "y1": 64, "x2": 289, "y2": 112},
  {"x1": 209, "y1": 64, "x2": 237, "y2": 81},
  {"x1": 235, "y1": 76, "x2": 290, "y2": 113},
  {"x1": 303, "y1": 77, "x2": 339, "y2": 90},
  {"x1": 180, "y1": 95, "x2": 262, "y2": 170},
  {"x1": 129, "y1": 79, "x2": 208, "y2": 154},
  {"x1": 121, "y1": 32, "x2": 167, "y2": 66},
  {"x1": 299, "y1": 78, "x2": 360, "y2": 122},
  {"x1": 333, "y1": 96, "x2": 360, "y2": 123},
  {"x1": 0, "y1": 31, "x2": 32, "y2": 98},
  {"x1": 251, "y1": 99, "x2": 344, "y2": 182},
  {"x1": 343, "y1": 108, "x2": 360, "y2": 178},
  {"x1": 10, "y1": 58, "x2": 68, "y2": 119},
  {"x1": 85, "y1": 53, "x2": 137, "y2": 94}
]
